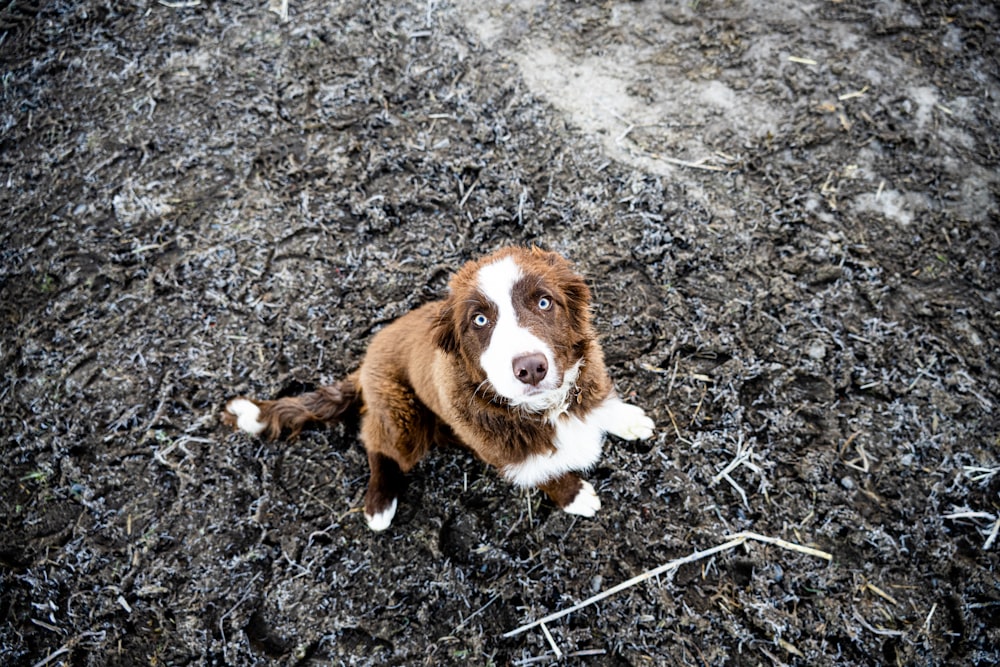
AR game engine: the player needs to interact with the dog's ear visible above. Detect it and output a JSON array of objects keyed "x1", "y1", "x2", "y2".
[
  {"x1": 532, "y1": 246, "x2": 563, "y2": 267},
  {"x1": 431, "y1": 304, "x2": 459, "y2": 353}
]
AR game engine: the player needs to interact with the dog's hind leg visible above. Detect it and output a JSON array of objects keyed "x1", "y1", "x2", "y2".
[
  {"x1": 223, "y1": 376, "x2": 359, "y2": 440},
  {"x1": 363, "y1": 451, "x2": 406, "y2": 531}
]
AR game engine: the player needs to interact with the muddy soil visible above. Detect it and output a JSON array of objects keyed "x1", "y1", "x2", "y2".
[{"x1": 2, "y1": 1, "x2": 998, "y2": 665}]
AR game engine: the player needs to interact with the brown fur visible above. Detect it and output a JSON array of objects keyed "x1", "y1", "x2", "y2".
[{"x1": 223, "y1": 247, "x2": 618, "y2": 523}]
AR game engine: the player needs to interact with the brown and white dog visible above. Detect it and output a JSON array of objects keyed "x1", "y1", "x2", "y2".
[{"x1": 223, "y1": 247, "x2": 654, "y2": 531}]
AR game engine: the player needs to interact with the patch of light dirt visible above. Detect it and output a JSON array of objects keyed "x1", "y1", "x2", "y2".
[{"x1": 453, "y1": 0, "x2": 997, "y2": 223}]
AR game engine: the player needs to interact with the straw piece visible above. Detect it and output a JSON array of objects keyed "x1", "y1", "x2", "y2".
[{"x1": 504, "y1": 532, "x2": 831, "y2": 638}]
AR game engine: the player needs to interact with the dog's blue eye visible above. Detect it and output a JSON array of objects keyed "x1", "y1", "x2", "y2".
[
  {"x1": 538, "y1": 296, "x2": 552, "y2": 311},
  {"x1": 472, "y1": 313, "x2": 489, "y2": 328}
]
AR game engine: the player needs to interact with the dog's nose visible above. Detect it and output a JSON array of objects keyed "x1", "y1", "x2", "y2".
[{"x1": 513, "y1": 353, "x2": 548, "y2": 386}]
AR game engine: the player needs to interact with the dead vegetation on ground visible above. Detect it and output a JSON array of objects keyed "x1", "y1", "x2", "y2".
[{"x1": 2, "y1": 1, "x2": 998, "y2": 665}]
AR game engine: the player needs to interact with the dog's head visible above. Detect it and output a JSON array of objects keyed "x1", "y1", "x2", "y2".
[{"x1": 434, "y1": 247, "x2": 594, "y2": 412}]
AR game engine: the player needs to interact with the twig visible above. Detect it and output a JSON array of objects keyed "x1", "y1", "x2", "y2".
[
  {"x1": 540, "y1": 623, "x2": 562, "y2": 659},
  {"x1": 943, "y1": 508, "x2": 1000, "y2": 548},
  {"x1": 503, "y1": 532, "x2": 831, "y2": 638},
  {"x1": 711, "y1": 441, "x2": 756, "y2": 484},
  {"x1": 711, "y1": 437, "x2": 760, "y2": 510},
  {"x1": 731, "y1": 531, "x2": 833, "y2": 561},
  {"x1": 964, "y1": 465, "x2": 1000, "y2": 484},
  {"x1": 267, "y1": 0, "x2": 288, "y2": 22},
  {"x1": 922, "y1": 603, "x2": 937, "y2": 633},
  {"x1": 612, "y1": 115, "x2": 732, "y2": 172},
  {"x1": 220, "y1": 572, "x2": 263, "y2": 662},
  {"x1": 838, "y1": 86, "x2": 869, "y2": 101},
  {"x1": 645, "y1": 153, "x2": 730, "y2": 172},
  {"x1": 667, "y1": 357, "x2": 680, "y2": 398},
  {"x1": 778, "y1": 638, "x2": 804, "y2": 658},
  {"x1": 942, "y1": 510, "x2": 995, "y2": 521},
  {"x1": 152, "y1": 435, "x2": 195, "y2": 484},
  {"x1": 861, "y1": 578, "x2": 898, "y2": 606},
  {"x1": 689, "y1": 383, "x2": 708, "y2": 426},
  {"x1": 664, "y1": 405, "x2": 692, "y2": 446},
  {"x1": 720, "y1": 472, "x2": 749, "y2": 509},
  {"x1": 845, "y1": 443, "x2": 873, "y2": 473},
  {"x1": 853, "y1": 610, "x2": 905, "y2": 637},
  {"x1": 517, "y1": 188, "x2": 529, "y2": 226},
  {"x1": 30, "y1": 618, "x2": 61, "y2": 633},
  {"x1": 32, "y1": 646, "x2": 69, "y2": 667},
  {"x1": 838, "y1": 431, "x2": 861, "y2": 457},
  {"x1": 453, "y1": 593, "x2": 501, "y2": 633},
  {"x1": 504, "y1": 536, "x2": 745, "y2": 638},
  {"x1": 458, "y1": 176, "x2": 479, "y2": 208},
  {"x1": 984, "y1": 517, "x2": 1000, "y2": 550}
]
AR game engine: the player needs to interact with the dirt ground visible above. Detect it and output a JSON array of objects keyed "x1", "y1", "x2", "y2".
[{"x1": 2, "y1": 0, "x2": 998, "y2": 665}]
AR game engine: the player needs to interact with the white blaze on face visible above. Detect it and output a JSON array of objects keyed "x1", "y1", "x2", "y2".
[{"x1": 476, "y1": 257, "x2": 559, "y2": 406}]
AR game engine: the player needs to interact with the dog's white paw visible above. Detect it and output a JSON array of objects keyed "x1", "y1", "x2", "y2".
[
  {"x1": 365, "y1": 498, "x2": 398, "y2": 532},
  {"x1": 606, "y1": 402, "x2": 655, "y2": 441},
  {"x1": 563, "y1": 480, "x2": 601, "y2": 517},
  {"x1": 225, "y1": 398, "x2": 267, "y2": 436}
]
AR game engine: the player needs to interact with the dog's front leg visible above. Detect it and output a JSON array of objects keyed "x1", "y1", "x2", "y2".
[
  {"x1": 538, "y1": 473, "x2": 602, "y2": 517},
  {"x1": 592, "y1": 395, "x2": 655, "y2": 441}
]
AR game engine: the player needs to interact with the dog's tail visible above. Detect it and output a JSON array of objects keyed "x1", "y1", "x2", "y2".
[{"x1": 222, "y1": 373, "x2": 360, "y2": 441}]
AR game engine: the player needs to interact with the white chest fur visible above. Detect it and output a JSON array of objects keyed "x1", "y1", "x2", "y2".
[
  {"x1": 501, "y1": 395, "x2": 653, "y2": 488},
  {"x1": 502, "y1": 412, "x2": 606, "y2": 488}
]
